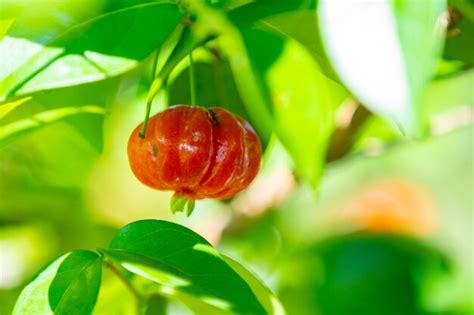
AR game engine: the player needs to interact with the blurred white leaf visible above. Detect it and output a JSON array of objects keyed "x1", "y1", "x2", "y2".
[{"x1": 319, "y1": 0, "x2": 447, "y2": 136}]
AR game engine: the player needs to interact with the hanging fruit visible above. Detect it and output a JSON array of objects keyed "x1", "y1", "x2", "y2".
[{"x1": 128, "y1": 105, "x2": 262, "y2": 215}]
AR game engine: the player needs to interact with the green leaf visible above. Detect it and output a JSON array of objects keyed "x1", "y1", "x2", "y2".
[
  {"x1": 0, "y1": 96, "x2": 31, "y2": 119},
  {"x1": 227, "y1": 0, "x2": 317, "y2": 26},
  {"x1": 27, "y1": 78, "x2": 121, "y2": 152},
  {"x1": 186, "y1": 199, "x2": 196, "y2": 216},
  {"x1": 318, "y1": 0, "x2": 447, "y2": 136},
  {"x1": 259, "y1": 10, "x2": 339, "y2": 83},
  {"x1": 424, "y1": 68, "x2": 474, "y2": 117},
  {"x1": 444, "y1": 0, "x2": 474, "y2": 64},
  {"x1": 170, "y1": 196, "x2": 188, "y2": 214},
  {"x1": 107, "y1": 220, "x2": 269, "y2": 314},
  {"x1": 0, "y1": 18, "x2": 14, "y2": 40},
  {"x1": 221, "y1": 255, "x2": 285, "y2": 315},
  {"x1": 279, "y1": 235, "x2": 451, "y2": 315},
  {"x1": 242, "y1": 28, "x2": 347, "y2": 187},
  {"x1": 13, "y1": 250, "x2": 102, "y2": 315},
  {"x1": 0, "y1": 3, "x2": 183, "y2": 100},
  {"x1": 0, "y1": 105, "x2": 107, "y2": 145},
  {"x1": 228, "y1": 1, "x2": 338, "y2": 82}
]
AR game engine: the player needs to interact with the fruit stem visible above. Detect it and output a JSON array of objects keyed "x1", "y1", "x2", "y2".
[
  {"x1": 189, "y1": 50, "x2": 197, "y2": 106},
  {"x1": 139, "y1": 49, "x2": 161, "y2": 138},
  {"x1": 139, "y1": 98, "x2": 153, "y2": 139}
]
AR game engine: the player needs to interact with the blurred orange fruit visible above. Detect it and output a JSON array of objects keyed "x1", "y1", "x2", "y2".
[{"x1": 343, "y1": 178, "x2": 437, "y2": 236}]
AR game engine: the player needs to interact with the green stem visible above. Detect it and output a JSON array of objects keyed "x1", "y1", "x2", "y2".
[
  {"x1": 104, "y1": 260, "x2": 143, "y2": 303},
  {"x1": 151, "y1": 49, "x2": 160, "y2": 81},
  {"x1": 139, "y1": 98, "x2": 153, "y2": 138},
  {"x1": 139, "y1": 49, "x2": 161, "y2": 138},
  {"x1": 189, "y1": 51, "x2": 197, "y2": 106}
]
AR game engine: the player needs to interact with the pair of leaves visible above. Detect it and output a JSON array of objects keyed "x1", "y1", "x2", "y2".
[{"x1": 14, "y1": 220, "x2": 282, "y2": 314}]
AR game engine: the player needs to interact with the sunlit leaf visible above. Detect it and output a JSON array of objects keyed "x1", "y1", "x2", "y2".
[
  {"x1": 318, "y1": 0, "x2": 447, "y2": 136},
  {"x1": 229, "y1": 1, "x2": 338, "y2": 82},
  {"x1": 0, "y1": 3, "x2": 183, "y2": 101},
  {"x1": 106, "y1": 220, "x2": 269, "y2": 314},
  {"x1": 222, "y1": 255, "x2": 286, "y2": 315},
  {"x1": 0, "y1": 96, "x2": 31, "y2": 119},
  {"x1": 0, "y1": 18, "x2": 14, "y2": 40},
  {"x1": 242, "y1": 28, "x2": 347, "y2": 187},
  {"x1": 28, "y1": 78, "x2": 121, "y2": 152},
  {"x1": 261, "y1": 10, "x2": 339, "y2": 82},
  {"x1": 13, "y1": 251, "x2": 102, "y2": 315},
  {"x1": 0, "y1": 105, "x2": 107, "y2": 145}
]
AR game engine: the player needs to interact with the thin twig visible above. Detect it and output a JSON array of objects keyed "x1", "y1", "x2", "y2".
[
  {"x1": 189, "y1": 50, "x2": 197, "y2": 106},
  {"x1": 104, "y1": 260, "x2": 143, "y2": 303},
  {"x1": 139, "y1": 49, "x2": 161, "y2": 138},
  {"x1": 326, "y1": 102, "x2": 372, "y2": 162}
]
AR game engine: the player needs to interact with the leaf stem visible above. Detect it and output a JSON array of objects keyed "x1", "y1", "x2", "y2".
[
  {"x1": 104, "y1": 259, "x2": 143, "y2": 303},
  {"x1": 189, "y1": 51, "x2": 197, "y2": 106},
  {"x1": 139, "y1": 49, "x2": 161, "y2": 138},
  {"x1": 326, "y1": 101, "x2": 371, "y2": 162},
  {"x1": 151, "y1": 49, "x2": 160, "y2": 80}
]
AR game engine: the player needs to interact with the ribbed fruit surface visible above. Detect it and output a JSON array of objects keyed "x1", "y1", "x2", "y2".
[{"x1": 128, "y1": 105, "x2": 262, "y2": 199}]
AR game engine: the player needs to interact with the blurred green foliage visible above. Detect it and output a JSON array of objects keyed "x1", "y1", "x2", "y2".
[{"x1": 0, "y1": 0, "x2": 473, "y2": 314}]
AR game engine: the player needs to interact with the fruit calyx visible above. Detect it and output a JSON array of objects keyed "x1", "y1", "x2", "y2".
[{"x1": 170, "y1": 194, "x2": 196, "y2": 216}]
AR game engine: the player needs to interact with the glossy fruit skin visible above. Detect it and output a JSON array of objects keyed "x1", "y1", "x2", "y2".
[{"x1": 128, "y1": 105, "x2": 262, "y2": 200}]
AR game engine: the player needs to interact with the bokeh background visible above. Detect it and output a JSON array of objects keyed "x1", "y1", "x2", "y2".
[{"x1": 1, "y1": 0, "x2": 473, "y2": 314}]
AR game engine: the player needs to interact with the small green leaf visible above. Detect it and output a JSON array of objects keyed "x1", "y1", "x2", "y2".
[
  {"x1": 107, "y1": 220, "x2": 269, "y2": 314},
  {"x1": 0, "y1": 105, "x2": 107, "y2": 145},
  {"x1": 318, "y1": 0, "x2": 447, "y2": 136},
  {"x1": 186, "y1": 199, "x2": 196, "y2": 217},
  {"x1": 13, "y1": 250, "x2": 102, "y2": 315},
  {"x1": 170, "y1": 196, "x2": 188, "y2": 214}
]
